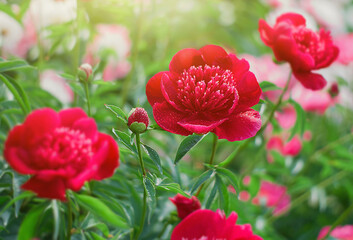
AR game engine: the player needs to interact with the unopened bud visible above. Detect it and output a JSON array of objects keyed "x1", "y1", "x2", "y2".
[
  {"x1": 169, "y1": 194, "x2": 201, "y2": 219},
  {"x1": 78, "y1": 63, "x2": 93, "y2": 82},
  {"x1": 329, "y1": 82, "x2": 339, "y2": 97},
  {"x1": 128, "y1": 108, "x2": 149, "y2": 134}
]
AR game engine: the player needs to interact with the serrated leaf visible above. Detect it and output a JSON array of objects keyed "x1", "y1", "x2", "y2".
[
  {"x1": 190, "y1": 170, "x2": 215, "y2": 195},
  {"x1": 288, "y1": 99, "x2": 306, "y2": 140},
  {"x1": 105, "y1": 104, "x2": 127, "y2": 120},
  {"x1": 18, "y1": 204, "x2": 46, "y2": 240},
  {"x1": 112, "y1": 129, "x2": 137, "y2": 153},
  {"x1": 75, "y1": 194, "x2": 129, "y2": 229},
  {"x1": 174, "y1": 134, "x2": 205, "y2": 164},
  {"x1": 216, "y1": 168, "x2": 239, "y2": 196},
  {"x1": 156, "y1": 183, "x2": 189, "y2": 197},
  {"x1": 142, "y1": 144, "x2": 163, "y2": 175},
  {"x1": 0, "y1": 59, "x2": 34, "y2": 72},
  {"x1": 205, "y1": 181, "x2": 218, "y2": 209},
  {"x1": 259, "y1": 81, "x2": 282, "y2": 92}
]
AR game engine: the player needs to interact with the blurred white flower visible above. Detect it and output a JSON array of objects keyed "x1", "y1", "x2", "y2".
[{"x1": 0, "y1": 12, "x2": 24, "y2": 57}]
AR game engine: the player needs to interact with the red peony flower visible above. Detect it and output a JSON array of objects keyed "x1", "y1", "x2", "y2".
[
  {"x1": 259, "y1": 12, "x2": 339, "y2": 90},
  {"x1": 127, "y1": 107, "x2": 150, "y2": 134},
  {"x1": 169, "y1": 194, "x2": 201, "y2": 219},
  {"x1": 4, "y1": 108, "x2": 119, "y2": 201},
  {"x1": 146, "y1": 45, "x2": 262, "y2": 141},
  {"x1": 171, "y1": 209, "x2": 263, "y2": 240}
]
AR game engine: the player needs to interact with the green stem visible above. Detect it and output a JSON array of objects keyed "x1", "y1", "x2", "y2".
[
  {"x1": 66, "y1": 191, "x2": 73, "y2": 240},
  {"x1": 321, "y1": 202, "x2": 353, "y2": 240},
  {"x1": 83, "y1": 82, "x2": 91, "y2": 117},
  {"x1": 218, "y1": 71, "x2": 292, "y2": 167},
  {"x1": 134, "y1": 133, "x2": 147, "y2": 240},
  {"x1": 121, "y1": 0, "x2": 144, "y2": 105},
  {"x1": 209, "y1": 134, "x2": 218, "y2": 166}
]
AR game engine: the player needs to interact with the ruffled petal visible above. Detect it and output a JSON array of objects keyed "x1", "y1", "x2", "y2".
[
  {"x1": 169, "y1": 48, "x2": 205, "y2": 74},
  {"x1": 236, "y1": 72, "x2": 262, "y2": 110},
  {"x1": 146, "y1": 71, "x2": 168, "y2": 106},
  {"x1": 294, "y1": 71, "x2": 327, "y2": 90},
  {"x1": 22, "y1": 175, "x2": 67, "y2": 201},
  {"x1": 199, "y1": 45, "x2": 232, "y2": 69},
  {"x1": 59, "y1": 108, "x2": 88, "y2": 128},
  {"x1": 153, "y1": 102, "x2": 192, "y2": 136},
  {"x1": 276, "y1": 13, "x2": 306, "y2": 26},
  {"x1": 178, "y1": 116, "x2": 228, "y2": 135},
  {"x1": 161, "y1": 73, "x2": 184, "y2": 111},
  {"x1": 4, "y1": 146, "x2": 36, "y2": 174},
  {"x1": 258, "y1": 19, "x2": 274, "y2": 46},
  {"x1": 72, "y1": 117, "x2": 98, "y2": 142},
  {"x1": 213, "y1": 109, "x2": 261, "y2": 141}
]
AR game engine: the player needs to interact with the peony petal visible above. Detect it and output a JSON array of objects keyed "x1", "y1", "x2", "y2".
[
  {"x1": 146, "y1": 71, "x2": 168, "y2": 106},
  {"x1": 294, "y1": 71, "x2": 327, "y2": 90},
  {"x1": 59, "y1": 108, "x2": 88, "y2": 127},
  {"x1": 258, "y1": 19, "x2": 274, "y2": 46},
  {"x1": 236, "y1": 72, "x2": 262, "y2": 110},
  {"x1": 275, "y1": 105, "x2": 297, "y2": 129},
  {"x1": 199, "y1": 45, "x2": 231, "y2": 68},
  {"x1": 178, "y1": 116, "x2": 228, "y2": 135},
  {"x1": 161, "y1": 73, "x2": 184, "y2": 111},
  {"x1": 281, "y1": 136, "x2": 302, "y2": 156},
  {"x1": 153, "y1": 102, "x2": 192, "y2": 136},
  {"x1": 276, "y1": 13, "x2": 306, "y2": 26},
  {"x1": 229, "y1": 54, "x2": 250, "y2": 80},
  {"x1": 4, "y1": 146, "x2": 36, "y2": 174},
  {"x1": 213, "y1": 109, "x2": 261, "y2": 141},
  {"x1": 22, "y1": 175, "x2": 67, "y2": 201},
  {"x1": 72, "y1": 117, "x2": 98, "y2": 141},
  {"x1": 169, "y1": 48, "x2": 205, "y2": 74}
]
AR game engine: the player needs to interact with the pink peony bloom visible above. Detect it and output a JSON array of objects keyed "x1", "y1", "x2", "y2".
[
  {"x1": 318, "y1": 225, "x2": 353, "y2": 240},
  {"x1": 169, "y1": 194, "x2": 201, "y2": 219},
  {"x1": 40, "y1": 70, "x2": 74, "y2": 105},
  {"x1": 334, "y1": 34, "x2": 353, "y2": 65},
  {"x1": 267, "y1": 135, "x2": 302, "y2": 157},
  {"x1": 84, "y1": 24, "x2": 131, "y2": 81},
  {"x1": 146, "y1": 45, "x2": 262, "y2": 141},
  {"x1": 171, "y1": 209, "x2": 263, "y2": 240},
  {"x1": 4, "y1": 108, "x2": 120, "y2": 201},
  {"x1": 275, "y1": 105, "x2": 296, "y2": 130},
  {"x1": 252, "y1": 180, "x2": 291, "y2": 216},
  {"x1": 259, "y1": 12, "x2": 339, "y2": 90}
]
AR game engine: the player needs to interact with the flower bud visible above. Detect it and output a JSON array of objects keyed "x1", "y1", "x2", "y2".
[
  {"x1": 78, "y1": 63, "x2": 93, "y2": 82},
  {"x1": 169, "y1": 194, "x2": 201, "y2": 219},
  {"x1": 329, "y1": 82, "x2": 339, "y2": 97},
  {"x1": 128, "y1": 107, "x2": 149, "y2": 134}
]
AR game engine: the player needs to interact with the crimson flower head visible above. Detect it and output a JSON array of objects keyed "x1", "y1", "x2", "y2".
[
  {"x1": 169, "y1": 194, "x2": 201, "y2": 219},
  {"x1": 128, "y1": 107, "x2": 150, "y2": 134},
  {"x1": 4, "y1": 108, "x2": 120, "y2": 201},
  {"x1": 146, "y1": 45, "x2": 262, "y2": 141},
  {"x1": 171, "y1": 209, "x2": 263, "y2": 240},
  {"x1": 259, "y1": 13, "x2": 339, "y2": 90}
]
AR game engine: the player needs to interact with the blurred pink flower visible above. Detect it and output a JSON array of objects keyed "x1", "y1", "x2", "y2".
[
  {"x1": 267, "y1": 135, "x2": 302, "y2": 157},
  {"x1": 84, "y1": 24, "x2": 131, "y2": 81},
  {"x1": 243, "y1": 175, "x2": 251, "y2": 186},
  {"x1": 16, "y1": 13, "x2": 37, "y2": 58},
  {"x1": 334, "y1": 34, "x2": 353, "y2": 65},
  {"x1": 40, "y1": 70, "x2": 74, "y2": 105},
  {"x1": 318, "y1": 225, "x2": 353, "y2": 240},
  {"x1": 275, "y1": 105, "x2": 296, "y2": 130},
  {"x1": 252, "y1": 180, "x2": 291, "y2": 216}
]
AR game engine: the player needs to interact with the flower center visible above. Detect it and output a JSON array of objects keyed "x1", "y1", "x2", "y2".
[
  {"x1": 293, "y1": 27, "x2": 327, "y2": 64},
  {"x1": 34, "y1": 127, "x2": 93, "y2": 170},
  {"x1": 176, "y1": 65, "x2": 238, "y2": 114}
]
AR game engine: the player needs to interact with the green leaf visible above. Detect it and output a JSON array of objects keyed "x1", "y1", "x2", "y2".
[
  {"x1": 75, "y1": 194, "x2": 129, "y2": 229},
  {"x1": 143, "y1": 177, "x2": 156, "y2": 222},
  {"x1": 105, "y1": 104, "x2": 127, "y2": 120},
  {"x1": 190, "y1": 170, "x2": 215, "y2": 195},
  {"x1": 112, "y1": 129, "x2": 137, "y2": 153},
  {"x1": 18, "y1": 204, "x2": 46, "y2": 240},
  {"x1": 59, "y1": 73, "x2": 76, "y2": 81},
  {"x1": 216, "y1": 168, "x2": 240, "y2": 196},
  {"x1": 52, "y1": 200, "x2": 60, "y2": 240},
  {"x1": 0, "y1": 191, "x2": 34, "y2": 217},
  {"x1": 156, "y1": 182, "x2": 189, "y2": 197},
  {"x1": 288, "y1": 99, "x2": 306, "y2": 140},
  {"x1": 90, "y1": 232, "x2": 106, "y2": 240},
  {"x1": 259, "y1": 81, "x2": 282, "y2": 92},
  {"x1": 174, "y1": 134, "x2": 205, "y2": 164},
  {"x1": 215, "y1": 175, "x2": 229, "y2": 213},
  {"x1": 93, "y1": 80, "x2": 114, "y2": 86},
  {"x1": 67, "y1": 81, "x2": 85, "y2": 99},
  {"x1": 142, "y1": 144, "x2": 163, "y2": 175},
  {"x1": 0, "y1": 59, "x2": 34, "y2": 72},
  {"x1": 205, "y1": 181, "x2": 218, "y2": 209}
]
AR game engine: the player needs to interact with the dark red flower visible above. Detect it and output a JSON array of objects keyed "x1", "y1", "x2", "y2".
[
  {"x1": 169, "y1": 194, "x2": 201, "y2": 219},
  {"x1": 146, "y1": 45, "x2": 262, "y2": 141},
  {"x1": 259, "y1": 13, "x2": 339, "y2": 90},
  {"x1": 4, "y1": 108, "x2": 119, "y2": 201},
  {"x1": 171, "y1": 209, "x2": 263, "y2": 240}
]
